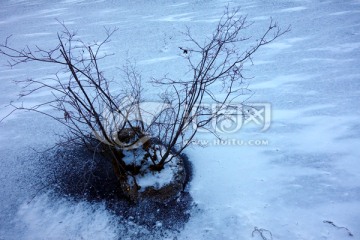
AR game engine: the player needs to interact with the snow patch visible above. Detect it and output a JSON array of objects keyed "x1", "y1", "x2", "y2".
[
  {"x1": 136, "y1": 162, "x2": 175, "y2": 190},
  {"x1": 21, "y1": 32, "x2": 52, "y2": 38},
  {"x1": 138, "y1": 56, "x2": 179, "y2": 65},
  {"x1": 309, "y1": 42, "x2": 360, "y2": 53},
  {"x1": 251, "y1": 74, "x2": 315, "y2": 89},
  {"x1": 15, "y1": 193, "x2": 119, "y2": 240},
  {"x1": 170, "y1": 2, "x2": 189, "y2": 7},
  {"x1": 262, "y1": 41, "x2": 292, "y2": 50},
  {"x1": 250, "y1": 16, "x2": 270, "y2": 21},
  {"x1": 301, "y1": 57, "x2": 355, "y2": 63},
  {"x1": 278, "y1": 6, "x2": 307, "y2": 13},
  {"x1": 156, "y1": 13, "x2": 195, "y2": 22}
]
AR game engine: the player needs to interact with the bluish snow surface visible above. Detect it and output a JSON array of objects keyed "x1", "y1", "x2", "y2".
[{"x1": 1, "y1": 0, "x2": 360, "y2": 239}]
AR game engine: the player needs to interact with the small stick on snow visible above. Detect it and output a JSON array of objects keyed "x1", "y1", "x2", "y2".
[
  {"x1": 252, "y1": 227, "x2": 273, "y2": 240},
  {"x1": 323, "y1": 220, "x2": 354, "y2": 237}
]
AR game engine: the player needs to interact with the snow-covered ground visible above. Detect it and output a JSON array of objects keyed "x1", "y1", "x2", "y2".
[{"x1": 1, "y1": 0, "x2": 360, "y2": 239}]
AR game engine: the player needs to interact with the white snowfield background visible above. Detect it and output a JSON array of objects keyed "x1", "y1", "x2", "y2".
[{"x1": 1, "y1": 0, "x2": 360, "y2": 239}]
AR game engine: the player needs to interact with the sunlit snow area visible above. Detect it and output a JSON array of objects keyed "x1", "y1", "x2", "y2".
[{"x1": 1, "y1": 0, "x2": 360, "y2": 239}]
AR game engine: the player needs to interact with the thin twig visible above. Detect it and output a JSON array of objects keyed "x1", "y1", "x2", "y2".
[
  {"x1": 323, "y1": 220, "x2": 354, "y2": 237},
  {"x1": 252, "y1": 227, "x2": 273, "y2": 240}
]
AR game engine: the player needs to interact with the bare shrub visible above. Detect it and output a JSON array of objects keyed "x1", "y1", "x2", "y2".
[{"x1": 0, "y1": 7, "x2": 289, "y2": 201}]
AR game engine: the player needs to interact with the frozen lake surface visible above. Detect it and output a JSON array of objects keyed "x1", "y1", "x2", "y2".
[{"x1": 1, "y1": 0, "x2": 360, "y2": 239}]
